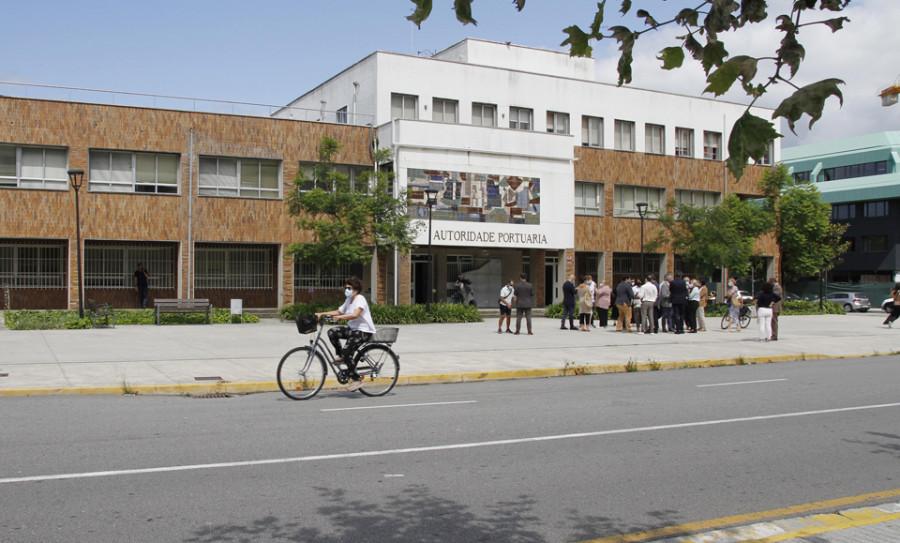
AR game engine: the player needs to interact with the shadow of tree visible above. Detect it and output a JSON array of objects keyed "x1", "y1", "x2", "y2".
[
  {"x1": 184, "y1": 484, "x2": 547, "y2": 543},
  {"x1": 565, "y1": 508, "x2": 682, "y2": 542},
  {"x1": 844, "y1": 431, "x2": 900, "y2": 459}
]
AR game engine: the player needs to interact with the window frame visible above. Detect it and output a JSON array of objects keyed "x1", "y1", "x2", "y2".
[
  {"x1": 390, "y1": 93, "x2": 419, "y2": 120},
  {"x1": 198, "y1": 156, "x2": 281, "y2": 199},
  {"x1": 89, "y1": 150, "x2": 179, "y2": 194},
  {"x1": 432, "y1": 98, "x2": 459, "y2": 123},
  {"x1": 613, "y1": 185, "x2": 665, "y2": 218},
  {"x1": 614, "y1": 120, "x2": 636, "y2": 152},
  {"x1": 0, "y1": 243, "x2": 67, "y2": 288},
  {"x1": 582, "y1": 116, "x2": 603, "y2": 147},
  {"x1": 336, "y1": 106, "x2": 348, "y2": 124},
  {"x1": 0, "y1": 144, "x2": 69, "y2": 191},
  {"x1": 675, "y1": 127, "x2": 694, "y2": 158},
  {"x1": 645, "y1": 124, "x2": 665, "y2": 155},
  {"x1": 863, "y1": 200, "x2": 888, "y2": 218},
  {"x1": 471, "y1": 102, "x2": 497, "y2": 127},
  {"x1": 509, "y1": 106, "x2": 533, "y2": 130},
  {"x1": 546, "y1": 111, "x2": 570, "y2": 134},
  {"x1": 863, "y1": 235, "x2": 889, "y2": 252},
  {"x1": 703, "y1": 131, "x2": 722, "y2": 161},
  {"x1": 675, "y1": 189, "x2": 720, "y2": 208},
  {"x1": 575, "y1": 181, "x2": 604, "y2": 216},
  {"x1": 194, "y1": 246, "x2": 274, "y2": 289}
]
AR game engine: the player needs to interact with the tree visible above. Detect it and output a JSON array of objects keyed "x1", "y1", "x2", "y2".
[
  {"x1": 285, "y1": 137, "x2": 421, "y2": 272},
  {"x1": 407, "y1": 0, "x2": 849, "y2": 180},
  {"x1": 758, "y1": 163, "x2": 849, "y2": 279},
  {"x1": 646, "y1": 194, "x2": 772, "y2": 278}
]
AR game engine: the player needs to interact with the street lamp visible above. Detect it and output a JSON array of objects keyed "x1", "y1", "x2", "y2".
[
  {"x1": 424, "y1": 187, "x2": 439, "y2": 312},
  {"x1": 636, "y1": 201, "x2": 648, "y2": 280},
  {"x1": 68, "y1": 169, "x2": 85, "y2": 319}
]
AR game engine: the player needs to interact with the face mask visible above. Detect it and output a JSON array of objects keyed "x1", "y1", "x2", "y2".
[
  {"x1": 728, "y1": 283, "x2": 734, "y2": 288},
  {"x1": 344, "y1": 288, "x2": 353, "y2": 298}
]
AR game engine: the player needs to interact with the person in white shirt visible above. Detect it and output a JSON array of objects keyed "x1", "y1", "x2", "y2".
[
  {"x1": 315, "y1": 276, "x2": 376, "y2": 390},
  {"x1": 686, "y1": 278, "x2": 701, "y2": 333},
  {"x1": 638, "y1": 276, "x2": 658, "y2": 334}
]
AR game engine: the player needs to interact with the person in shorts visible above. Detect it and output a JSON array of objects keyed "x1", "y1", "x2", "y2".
[{"x1": 498, "y1": 279, "x2": 515, "y2": 334}]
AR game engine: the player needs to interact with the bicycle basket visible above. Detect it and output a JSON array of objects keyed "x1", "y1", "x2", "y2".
[
  {"x1": 295, "y1": 314, "x2": 318, "y2": 334},
  {"x1": 371, "y1": 327, "x2": 399, "y2": 344}
]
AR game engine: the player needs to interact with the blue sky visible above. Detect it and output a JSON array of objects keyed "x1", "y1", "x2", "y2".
[{"x1": 2, "y1": 0, "x2": 897, "y2": 147}]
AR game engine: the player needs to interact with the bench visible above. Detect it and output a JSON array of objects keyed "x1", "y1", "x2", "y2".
[
  {"x1": 154, "y1": 298, "x2": 213, "y2": 325},
  {"x1": 87, "y1": 299, "x2": 115, "y2": 328}
]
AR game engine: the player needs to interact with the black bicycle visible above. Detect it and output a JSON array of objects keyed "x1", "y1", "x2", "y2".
[
  {"x1": 720, "y1": 304, "x2": 752, "y2": 329},
  {"x1": 277, "y1": 315, "x2": 400, "y2": 400}
]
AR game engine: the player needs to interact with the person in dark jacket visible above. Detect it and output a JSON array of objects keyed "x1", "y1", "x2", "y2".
[
  {"x1": 561, "y1": 274, "x2": 577, "y2": 330},
  {"x1": 669, "y1": 271, "x2": 688, "y2": 334},
  {"x1": 615, "y1": 276, "x2": 634, "y2": 332},
  {"x1": 513, "y1": 273, "x2": 534, "y2": 335}
]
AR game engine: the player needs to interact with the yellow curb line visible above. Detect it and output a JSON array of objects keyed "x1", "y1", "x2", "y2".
[
  {"x1": 0, "y1": 351, "x2": 883, "y2": 397},
  {"x1": 576, "y1": 488, "x2": 900, "y2": 542},
  {"x1": 741, "y1": 509, "x2": 900, "y2": 542}
]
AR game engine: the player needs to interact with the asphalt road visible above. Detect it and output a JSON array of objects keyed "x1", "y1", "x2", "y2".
[{"x1": 2, "y1": 356, "x2": 899, "y2": 542}]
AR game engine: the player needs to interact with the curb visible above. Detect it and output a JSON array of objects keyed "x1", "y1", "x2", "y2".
[{"x1": 0, "y1": 351, "x2": 865, "y2": 398}]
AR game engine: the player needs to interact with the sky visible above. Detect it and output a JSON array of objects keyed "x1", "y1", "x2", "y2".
[{"x1": 2, "y1": 0, "x2": 898, "y2": 148}]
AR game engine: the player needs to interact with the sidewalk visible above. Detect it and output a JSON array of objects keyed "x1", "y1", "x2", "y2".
[{"x1": 0, "y1": 311, "x2": 896, "y2": 396}]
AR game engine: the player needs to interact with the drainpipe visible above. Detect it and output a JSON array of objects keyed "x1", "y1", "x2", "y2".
[{"x1": 188, "y1": 128, "x2": 194, "y2": 299}]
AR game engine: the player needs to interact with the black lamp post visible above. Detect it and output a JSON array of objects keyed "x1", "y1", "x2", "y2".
[
  {"x1": 68, "y1": 169, "x2": 85, "y2": 319},
  {"x1": 636, "y1": 201, "x2": 648, "y2": 280},
  {"x1": 424, "y1": 187, "x2": 439, "y2": 312}
]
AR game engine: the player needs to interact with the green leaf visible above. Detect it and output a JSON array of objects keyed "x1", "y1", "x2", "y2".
[
  {"x1": 590, "y1": 1, "x2": 606, "y2": 35},
  {"x1": 619, "y1": 0, "x2": 632, "y2": 16},
  {"x1": 705, "y1": 0, "x2": 740, "y2": 35},
  {"x1": 818, "y1": 0, "x2": 850, "y2": 11},
  {"x1": 406, "y1": 0, "x2": 432, "y2": 28},
  {"x1": 740, "y1": 0, "x2": 768, "y2": 23},
  {"x1": 772, "y1": 78, "x2": 844, "y2": 134},
  {"x1": 822, "y1": 16, "x2": 849, "y2": 32},
  {"x1": 454, "y1": 0, "x2": 477, "y2": 25},
  {"x1": 512, "y1": 0, "x2": 526, "y2": 11},
  {"x1": 684, "y1": 33, "x2": 704, "y2": 61},
  {"x1": 609, "y1": 26, "x2": 636, "y2": 85},
  {"x1": 726, "y1": 112, "x2": 782, "y2": 180},
  {"x1": 701, "y1": 39, "x2": 728, "y2": 74},
  {"x1": 658, "y1": 46, "x2": 685, "y2": 70},
  {"x1": 777, "y1": 31, "x2": 805, "y2": 78},
  {"x1": 618, "y1": 48, "x2": 634, "y2": 85},
  {"x1": 675, "y1": 8, "x2": 699, "y2": 26},
  {"x1": 705, "y1": 61, "x2": 741, "y2": 96},
  {"x1": 636, "y1": 9, "x2": 659, "y2": 28},
  {"x1": 561, "y1": 25, "x2": 593, "y2": 57}
]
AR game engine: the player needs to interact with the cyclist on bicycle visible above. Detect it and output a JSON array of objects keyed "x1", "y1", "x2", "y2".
[{"x1": 315, "y1": 276, "x2": 376, "y2": 390}]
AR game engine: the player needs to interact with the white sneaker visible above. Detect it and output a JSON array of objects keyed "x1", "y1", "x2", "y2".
[{"x1": 346, "y1": 379, "x2": 364, "y2": 391}]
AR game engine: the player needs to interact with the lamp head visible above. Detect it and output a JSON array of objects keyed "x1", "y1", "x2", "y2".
[
  {"x1": 67, "y1": 169, "x2": 84, "y2": 191},
  {"x1": 636, "y1": 201, "x2": 648, "y2": 218},
  {"x1": 424, "y1": 187, "x2": 439, "y2": 206}
]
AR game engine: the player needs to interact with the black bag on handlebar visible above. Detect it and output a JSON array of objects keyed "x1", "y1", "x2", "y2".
[{"x1": 295, "y1": 314, "x2": 318, "y2": 334}]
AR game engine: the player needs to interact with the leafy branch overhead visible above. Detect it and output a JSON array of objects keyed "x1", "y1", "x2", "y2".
[{"x1": 407, "y1": 0, "x2": 850, "y2": 180}]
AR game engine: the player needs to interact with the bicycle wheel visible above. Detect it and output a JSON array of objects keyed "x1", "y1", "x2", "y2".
[
  {"x1": 277, "y1": 346, "x2": 327, "y2": 400},
  {"x1": 720, "y1": 313, "x2": 731, "y2": 330},
  {"x1": 740, "y1": 308, "x2": 752, "y2": 329},
  {"x1": 355, "y1": 344, "x2": 399, "y2": 397}
]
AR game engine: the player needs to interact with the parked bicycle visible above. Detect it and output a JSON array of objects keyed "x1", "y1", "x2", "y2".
[
  {"x1": 277, "y1": 314, "x2": 400, "y2": 400},
  {"x1": 720, "y1": 304, "x2": 752, "y2": 330}
]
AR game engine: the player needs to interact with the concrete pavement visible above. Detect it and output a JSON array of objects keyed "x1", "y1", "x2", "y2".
[{"x1": 1, "y1": 310, "x2": 897, "y2": 397}]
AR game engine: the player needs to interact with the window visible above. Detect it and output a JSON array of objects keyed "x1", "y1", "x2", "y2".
[
  {"x1": 675, "y1": 189, "x2": 720, "y2": 208},
  {"x1": 645, "y1": 124, "x2": 665, "y2": 155},
  {"x1": 297, "y1": 162, "x2": 370, "y2": 193},
  {"x1": 432, "y1": 98, "x2": 458, "y2": 123},
  {"x1": 199, "y1": 156, "x2": 280, "y2": 199},
  {"x1": 831, "y1": 203, "x2": 856, "y2": 221},
  {"x1": 614, "y1": 120, "x2": 635, "y2": 151},
  {"x1": 0, "y1": 145, "x2": 68, "y2": 190},
  {"x1": 84, "y1": 244, "x2": 175, "y2": 289},
  {"x1": 0, "y1": 243, "x2": 66, "y2": 287},
  {"x1": 582, "y1": 116, "x2": 603, "y2": 147},
  {"x1": 675, "y1": 128, "x2": 694, "y2": 158},
  {"x1": 575, "y1": 182, "x2": 603, "y2": 216},
  {"x1": 472, "y1": 103, "x2": 497, "y2": 127},
  {"x1": 703, "y1": 131, "x2": 722, "y2": 160},
  {"x1": 509, "y1": 107, "x2": 533, "y2": 130},
  {"x1": 613, "y1": 185, "x2": 665, "y2": 217},
  {"x1": 863, "y1": 235, "x2": 889, "y2": 252},
  {"x1": 546, "y1": 111, "x2": 569, "y2": 134},
  {"x1": 390, "y1": 93, "x2": 418, "y2": 120},
  {"x1": 336, "y1": 106, "x2": 348, "y2": 124},
  {"x1": 863, "y1": 200, "x2": 888, "y2": 217},
  {"x1": 794, "y1": 171, "x2": 811, "y2": 182},
  {"x1": 195, "y1": 246, "x2": 273, "y2": 289},
  {"x1": 294, "y1": 260, "x2": 362, "y2": 289},
  {"x1": 821, "y1": 161, "x2": 889, "y2": 181},
  {"x1": 759, "y1": 141, "x2": 774, "y2": 165},
  {"x1": 89, "y1": 150, "x2": 178, "y2": 194}
]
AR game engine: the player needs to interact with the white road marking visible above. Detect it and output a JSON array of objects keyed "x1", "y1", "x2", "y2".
[
  {"x1": 697, "y1": 379, "x2": 789, "y2": 388},
  {"x1": 321, "y1": 400, "x2": 477, "y2": 412},
  {"x1": 3, "y1": 401, "x2": 899, "y2": 486}
]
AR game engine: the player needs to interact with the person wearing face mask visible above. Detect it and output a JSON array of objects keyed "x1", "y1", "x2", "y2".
[
  {"x1": 315, "y1": 276, "x2": 377, "y2": 390},
  {"x1": 723, "y1": 278, "x2": 742, "y2": 333}
]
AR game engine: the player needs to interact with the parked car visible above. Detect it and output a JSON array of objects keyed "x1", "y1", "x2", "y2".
[
  {"x1": 883, "y1": 298, "x2": 895, "y2": 313},
  {"x1": 738, "y1": 290, "x2": 755, "y2": 304},
  {"x1": 820, "y1": 292, "x2": 871, "y2": 313}
]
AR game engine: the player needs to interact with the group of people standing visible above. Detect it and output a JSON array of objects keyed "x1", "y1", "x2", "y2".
[
  {"x1": 497, "y1": 274, "x2": 536, "y2": 335},
  {"x1": 560, "y1": 274, "x2": 612, "y2": 332},
  {"x1": 606, "y1": 272, "x2": 711, "y2": 335}
]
